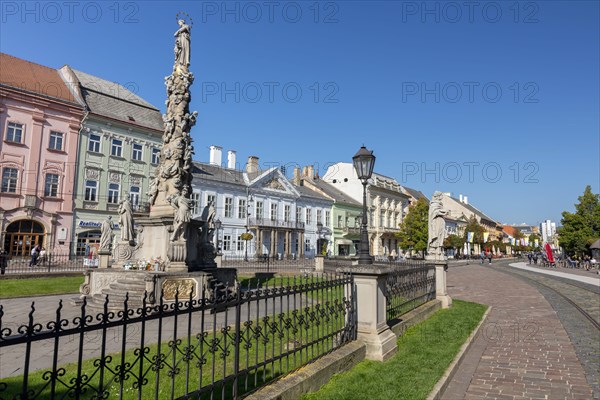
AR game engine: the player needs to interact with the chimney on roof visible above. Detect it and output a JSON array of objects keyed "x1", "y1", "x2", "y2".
[
  {"x1": 463, "y1": 196, "x2": 468, "y2": 205},
  {"x1": 227, "y1": 150, "x2": 236, "y2": 169},
  {"x1": 246, "y1": 156, "x2": 259, "y2": 174},
  {"x1": 209, "y1": 146, "x2": 222, "y2": 166},
  {"x1": 459, "y1": 194, "x2": 463, "y2": 203},
  {"x1": 293, "y1": 166, "x2": 301, "y2": 185},
  {"x1": 307, "y1": 165, "x2": 315, "y2": 179}
]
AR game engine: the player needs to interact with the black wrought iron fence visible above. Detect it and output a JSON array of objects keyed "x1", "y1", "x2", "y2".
[
  {"x1": 222, "y1": 254, "x2": 315, "y2": 273},
  {"x1": 0, "y1": 254, "x2": 98, "y2": 275},
  {"x1": 384, "y1": 265, "x2": 436, "y2": 323},
  {"x1": 0, "y1": 274, "x2": 356, "y2": 399}
]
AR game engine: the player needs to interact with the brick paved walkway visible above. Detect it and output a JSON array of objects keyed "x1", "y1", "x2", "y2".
[{"x1": 443, "y1": 264, "x2": 594, "y2": 400}]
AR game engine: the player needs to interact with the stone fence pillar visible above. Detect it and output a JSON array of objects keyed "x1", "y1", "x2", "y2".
[
  {"x1": 434, "y1": 260, "x2": 452, "y2": 308},
  {"x1": 314, "y1": 255, "x2": 324, "y2": 272},
  {"x1": 215, "y1": 254, "x2": 222, "y2": 268},
  {"x1": 339, "y1": 266, "x2": 397, "y2": 362}
]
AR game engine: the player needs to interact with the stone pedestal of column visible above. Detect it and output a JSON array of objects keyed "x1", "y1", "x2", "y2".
[
  {"x1": 434, "y1": 260, "x2": 452, "y2": 309},
  {"x1": 98, "y1": 250, "x2": 111, "y2": 269},
  {"x1": 339, "y1": 265, "x2": 397, "y2": 362}
]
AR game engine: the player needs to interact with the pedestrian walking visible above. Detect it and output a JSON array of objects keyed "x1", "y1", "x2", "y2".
[
  {"x1": 527, "y1": 252, "x2": 533, "y2": 264},
  {"x1": 480, "y1": 251, "x2": 485, "y2": 265},
  {"x1": 29, "y1": 245, "x2": 40, "y2": 267},
  {"x1": 487, "y1": 251, "x2": 492, "y2": 264}
]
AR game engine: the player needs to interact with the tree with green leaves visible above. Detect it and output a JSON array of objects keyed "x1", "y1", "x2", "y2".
[
  {"x1": 463, "y1": 216, "x2": 484, "y2": 244},
  {"x1": 444, "y1": 234, "x2": 464, "y2": 250},
  {"x1": 396, "y1": 198, "x2": 429, "y2": 253},
  {"x1": 559, "y1": 185, "x2": 600, "y2": 256}
]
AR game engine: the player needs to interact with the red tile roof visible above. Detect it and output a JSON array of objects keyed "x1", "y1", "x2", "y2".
[
  {"x1": 502, "y1": 225, "x2": 520, "y2": 237},
  {"x1": 0, "y1": 53, "x2": 78, "y2": 104}
]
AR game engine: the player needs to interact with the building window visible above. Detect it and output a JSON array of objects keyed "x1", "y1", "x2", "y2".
[
  {"x1": 270, "y1": 203, "x2": 278, "y2": 221},
  {"x1": 256, "y1": 201, "x2": 264, "y2": 220},
  {"x1": 151, "y1": 148, "x2": 160, "y2": 164},
  {"x1": 306, "y1": 209, "x2": 312, "y2": 225},
  {"x1": 296, "y1": 207, "x2": 302, "y2": 222},
  {"x1": 317, "y1": 209, "x2": 322, "y2": 225},
  {"x1": 1, "y1": 168, "x2": 18, "y2": 193},
  {"x1": 379, "y1": 211, "x2": 385, "y2": 227},
  {"x1": 325, "y1": 211, "x2": 331, "y2": 227},
  {"x1": 207, "y1": 194, "x2": 216, "y2": 209},
  {"x1": 130, "y1": 186, "x2": 140, "y2": 207},
  {"x1": 192, "y1": 192, "x2": 201, "y2": 215},
  {"x1": 238, "y1": 199, "x2": 247, "y2": 219},
  {"x1": 132, "y1": 143, "x2": 143, "y2": 161},
  {"x1": 237, "y1": 235, "x2": 244, "y2": 251},
  {"x1": 5, "y1": 122, "x2": 23, "y2": 143},
  {"x1": 284, "y1": 205, "x2": 291, "y2": 222},
  {"x1": 338, "y1": 215, "x2": 343, "y2": 228},
  {"x1": 88, "y1": 134, "x2": 101, "y2": 152},
  {"x1": 305, "y1": 239, "x2": 311, "y2": 252},
  {"x1": 108, "y1": 183, "x2": 120, "y2": 204},
  {"x1": 223, "y1": 235, "x2": 232, "y2": 251},
  {"x1": 85, "y1": 180, "x2": 98, "y2": 201},
  {"x1": 49, "y1": 131, "x2": 63, "y2": 151},
  {"x1": 111, "y1": 138, "x2": 123, "y2": 157},
  {"x1": 224, "y1": 197, "x2": 233, "y2": 218},
  {"x1": 44, "y1": 173, "x2": 59, "y2": 197}
]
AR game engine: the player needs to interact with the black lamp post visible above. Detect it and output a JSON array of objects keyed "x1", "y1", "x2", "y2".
[{"x1": 353, "y1": 145, "x2": 376, "y2": 265}]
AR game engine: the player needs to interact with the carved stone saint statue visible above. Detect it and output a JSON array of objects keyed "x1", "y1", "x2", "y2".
[
  {"x1": 199, "y1": 200, "x2": 216, "y2": 244},
  {"x1": 118, "y1": 198, "x2": 135, "y2": 242},
  {"x1": 100, "y1": 216, "x2": 114, "y2": 251},
  {"x1": 174, "y1": 19, "x2": 191, "y2": 68},
  {"x1": 428, "y1": 191, "x2": 448, "y2": 260},
  {"x1": 168, "y1": 187, "x2": 193, "y2": 241}
]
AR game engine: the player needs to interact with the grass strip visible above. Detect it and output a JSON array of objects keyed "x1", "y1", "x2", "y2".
[
  {"x1": 0, "y1": 276, "x2": 85, "y2": 299},
  {"x1": 303, "y1": 299, "x2": 487, "y2": 400}
]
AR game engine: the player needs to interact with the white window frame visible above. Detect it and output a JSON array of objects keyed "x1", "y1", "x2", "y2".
[
  {"x1": 237, "y1": 235, "x2": 244, "y2": 251},
  {"x1": 325, "y1": 211, "x2": 331, "y2": 227},
  {"x1": 270, "y1": 203, "x2": 278, "y2": 221},
  {"x1": 108, "y1": 183, "x2": 120, "y2": 204},
  {"x1": 5, "y1": 122, "x2": 23, "y2": 143},
  {"x1": 256, "y1": 201, "x2": 264, "y2": 220},
  {"x1": 88, "y1": 134, "x2": 101, "y2": 153},
  {"x1": 151, "y1": 148, "x2": 160, "y2": 164},
  {"x1": 223, "y1": 234, "x2": 232, "y2": 251},
  {"x1": 224, "y1": 197, "x2": 233, "y2": 218},
  {"x1": 49, "y1": 131, "x2": 63, "y2": 151},
  {"x1": 85, "y1": 180, "x2": 98, "y2": 201},
  {"x1": 317, "y1": 209, "x2": 322, "y2": 225},
  {"x1": 44, "y1": 173, "x2": 60, "y2": 197},
  {"x1": 192, "y1": 192, "x2": 202, "y2": 215},
  {"x1": 1, "y1": 167, "x2": 18, "y2": 193},
  {"x1": 132, "y1": 143, "x2": 143, "y2": 161},
  {"x1": 130, "y1": 186, "x2": 140, "y2": 207},
  {"x1": 306, "y1": 208, "x2": 312, "y2": 225},
  {"x1": 284, "y1": 205, "x2": 291, "y2": 222},
  {"x1": 238, "y1": 199, "x2": 247, "y2": 219},
  {"x1": 296, "y1": 206, "x2": 302, "y2": 222},
  {"x1": 111, "y1": 138, "x2": 123, "y2": 157}
]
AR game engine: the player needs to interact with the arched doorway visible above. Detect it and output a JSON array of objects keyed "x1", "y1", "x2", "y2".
[{"x1": 3, "y1": 220, "x2": 46, "y2": 257}]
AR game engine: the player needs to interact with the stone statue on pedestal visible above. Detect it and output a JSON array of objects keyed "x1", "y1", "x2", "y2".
[
  {"x1": 100, "y1": 216, "x2": 114, "y2": 251},
  {"x1": 427, "y1": 191, "x2": 448, "y2": 260},
  {"x1": 118, "y1": 198, "x2": 135, "y2": 243}
]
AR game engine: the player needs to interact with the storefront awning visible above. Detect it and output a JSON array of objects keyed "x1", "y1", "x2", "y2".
[{"x1": 336, "y1": 239, "x2": 354, "y2": 245}]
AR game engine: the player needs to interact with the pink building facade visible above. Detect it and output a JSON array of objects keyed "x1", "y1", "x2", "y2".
[{"x1": 0, "y1": 53, "x2": 84, "y2": 256}]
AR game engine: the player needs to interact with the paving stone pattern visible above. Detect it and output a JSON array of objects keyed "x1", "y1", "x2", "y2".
[{"x1": 443, "y1": 263, "x2": 594, "y2": 400}]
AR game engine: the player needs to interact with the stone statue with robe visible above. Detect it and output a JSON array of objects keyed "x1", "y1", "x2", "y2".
[
  {"x1": 118, "y1": 198, "x2": 135, "y2": 242},
  {"x1": 100, "y1": 216, "x2": 114, "y2": 251}
]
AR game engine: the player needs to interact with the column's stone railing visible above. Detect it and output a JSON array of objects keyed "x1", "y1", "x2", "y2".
[{"x1": 338, "y1": 265, "x2": 397, "y2": 362}]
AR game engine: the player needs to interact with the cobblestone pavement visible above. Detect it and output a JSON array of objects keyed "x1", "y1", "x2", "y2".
[
  {"x1": 496, "y1": 266, "x2": 600, "y2": 399},
  {"x1": 443, "y1": 262, "x2": 595, "y2": 400}
]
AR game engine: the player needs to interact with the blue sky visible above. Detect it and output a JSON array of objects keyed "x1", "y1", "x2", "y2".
[{"x1": 1, "y1": 1, "x2": 598, "y2": 226}]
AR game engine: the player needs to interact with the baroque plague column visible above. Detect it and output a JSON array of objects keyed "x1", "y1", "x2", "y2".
[{"x1": 134, "y1": 17, "x2": 216, "y2": 272}]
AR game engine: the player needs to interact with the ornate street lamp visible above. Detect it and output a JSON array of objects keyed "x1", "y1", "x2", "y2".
[{"x1": 353, "y1": 145, "x2": 376, "y2": 265}]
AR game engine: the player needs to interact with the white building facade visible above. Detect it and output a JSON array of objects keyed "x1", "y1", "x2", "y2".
[
  {"x1": 323, "y1": 162, "x2": 409, "y2": 257},
  {"x1": 192, "y1": 149, "x2": 333, "y2": 259}
]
